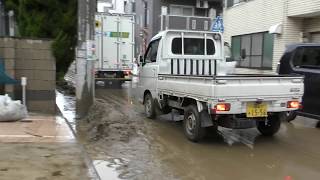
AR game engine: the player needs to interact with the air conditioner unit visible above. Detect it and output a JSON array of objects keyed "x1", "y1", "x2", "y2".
[{"x1": 196, "y1": 0, "x2": 209, "y2": 9}]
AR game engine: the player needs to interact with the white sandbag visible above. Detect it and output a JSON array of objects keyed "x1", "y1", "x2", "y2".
[
  {"x1": 216, "y1": 61, "x2": 236, "y2": 76},
  {"x1": 0, "y1": 94, "x2": 28, "y2": 122}
]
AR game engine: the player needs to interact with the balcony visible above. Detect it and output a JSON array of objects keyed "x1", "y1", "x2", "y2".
[
  {"x1": 160, "y1": 14, "x2": 214, "y2": 32},
  {"x1": 287, "y1": 0, "x2": 320, "y2": 17}
]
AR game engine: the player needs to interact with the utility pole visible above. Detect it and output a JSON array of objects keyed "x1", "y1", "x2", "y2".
[
  {"x1": 0, "y1": 0, "x2": 5, "y2": 36},
  {"x1": 76, "y1": 0, "x2": 96, "y2": 118}
]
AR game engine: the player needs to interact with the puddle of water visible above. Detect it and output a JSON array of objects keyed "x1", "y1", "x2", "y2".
[
  {"x1": 56, "y1": 91, "x2": 76, "y2": 130},
  {"x1": 94, "y1": 160, "x2": 122, "y2": 180},
  {"x1": 93, "y1": 157, "x2": 144, "y2": 180},
  {"x1": 291, "y1": 116, "x2": 319, "y2": 128}
]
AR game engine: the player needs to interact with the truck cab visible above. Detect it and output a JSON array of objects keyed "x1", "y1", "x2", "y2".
[{"x1": 138, "y1": 30, "x2": 224, "y2": 100}]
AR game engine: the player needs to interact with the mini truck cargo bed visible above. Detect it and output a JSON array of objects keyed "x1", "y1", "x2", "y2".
[{"x1": 157, "y1": 74, "x2": 304, "y2": 115}]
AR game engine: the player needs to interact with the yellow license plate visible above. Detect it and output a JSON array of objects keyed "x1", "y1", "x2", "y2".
[{"x1": 246, "y1": 102, "x2": 268, "y2": 118}]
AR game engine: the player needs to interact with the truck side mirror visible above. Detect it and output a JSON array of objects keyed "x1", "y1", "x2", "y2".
[
  {"x1": 241, "y1": 49, "x2": 247, "y2": 59},
  {"x1": 139, "y1": 55, "x2": 144, "y2": 63}
]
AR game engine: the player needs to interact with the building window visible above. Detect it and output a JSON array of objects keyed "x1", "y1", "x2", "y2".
[
  {"x1": 231, "y1": 32, "x2": 274, "y2": 69},
  {"x1": 132, "y1": 2, "x2": 136, "y2": 13},
  {"x1": 172, "y1": 38, "x2": 215, "y2": 55},
  {"x1": 169, "y1": 5, "x2": 194, "y2": 16}
]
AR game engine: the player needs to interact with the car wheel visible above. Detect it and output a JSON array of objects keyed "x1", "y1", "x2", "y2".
[
  {"x1": 256, "y1": 114, "x2": 281, "y2": 136},
  {"x1": 144, "y1": 93, "x2": 156, "y2": 119},
  {"x1": 183, "y1": 105, "x2": 206, "y2": 142}
]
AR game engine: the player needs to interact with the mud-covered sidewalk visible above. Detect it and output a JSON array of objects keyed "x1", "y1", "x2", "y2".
[{"x1": 0, "y1": 114, "x2": 97, "y2": 180}]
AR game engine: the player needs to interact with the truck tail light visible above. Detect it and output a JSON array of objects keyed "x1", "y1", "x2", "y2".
[
  {"x1": 124, "y1": 70, "x2": 131, "y2": 75},
  {"x1": 213, "y1": 103, "x2": 231, "y2": 112},
  {"x1": 287, "y1": 101, "x2": 300, "y2": 109}
]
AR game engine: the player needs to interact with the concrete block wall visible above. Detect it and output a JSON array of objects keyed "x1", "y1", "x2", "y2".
[{"x1": 0, "y1": 37, "x2": 56, "y2": 114}]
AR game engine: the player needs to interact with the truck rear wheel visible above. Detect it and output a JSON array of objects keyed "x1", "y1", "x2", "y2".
[
  {"x1": 256, "y1": 114, "x2": 281, "y2": 136},
  {"x1": 183, "y1": 105, "x2": 206, "y2": 142},
  {"x1": 144, "y1": 93, "x2": 156, "y2": 119}
]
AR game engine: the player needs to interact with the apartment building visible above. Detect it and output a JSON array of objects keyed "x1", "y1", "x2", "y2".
[
  {"x1": 134, "y1": 0, "x2": 223, "y2": 55},
  {"x1": 223, "y1": 0, "x2": 320, "y2": 73}
]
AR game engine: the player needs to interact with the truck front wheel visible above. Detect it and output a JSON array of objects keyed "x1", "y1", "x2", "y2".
[
  {"x1": 144, "y1": 93, "x2": 156, "y2": 119},
  {"x1": 256, "y1": 114, "x2": 281, "y2": 136},
  {"x1": 183, "y1": 105, "x2": 206, "y2": 142}
]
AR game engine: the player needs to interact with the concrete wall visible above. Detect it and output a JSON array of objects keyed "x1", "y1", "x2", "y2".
[{"x1": 0, "y1": 37, "x2": 56, "y2": 114}]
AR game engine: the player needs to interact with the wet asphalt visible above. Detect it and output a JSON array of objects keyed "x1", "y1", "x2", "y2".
[{"x1": 86, "y1": 81, "x2": 320, "y2": 180}]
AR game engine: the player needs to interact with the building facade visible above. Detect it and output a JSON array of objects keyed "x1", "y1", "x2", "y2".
[
  {"x1": 134, "y1": 0, "x2": 223, "y2": 56},
  {"x1": 223, "y1": 0, "x2": 320, "y2": 73}
]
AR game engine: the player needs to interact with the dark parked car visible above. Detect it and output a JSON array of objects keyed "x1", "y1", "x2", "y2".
[{"x1": 278, "y1": 43, "x2": 320, "y2": 121}]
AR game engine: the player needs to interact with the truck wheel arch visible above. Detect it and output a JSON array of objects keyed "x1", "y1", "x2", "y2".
[
  {"x1": 181, "y1": 98, "x2": 213, "y2": 128},
  {"x1": 142, "y1": 89, "x2": 156, "y2": 104},
  {"x1": 143, "y1": 90, "x2": 152, "y2": 104}
]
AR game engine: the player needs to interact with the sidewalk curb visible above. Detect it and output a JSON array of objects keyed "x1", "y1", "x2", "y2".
[{"x1": 56, "y1": 103, "x2": 101, "y2": 180}]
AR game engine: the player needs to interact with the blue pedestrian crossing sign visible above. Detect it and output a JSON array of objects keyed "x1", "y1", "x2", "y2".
[{"x1": 211, "y1": 16, "x2": 224, "y2": 33}]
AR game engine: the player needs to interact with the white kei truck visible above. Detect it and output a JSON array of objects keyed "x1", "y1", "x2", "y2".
[
  {"x1": 94, "y1": 13, "x2": 135, "y2": 82},
  {"x1": 138, "y1": 30, "x2": 304, "y2": 142}
]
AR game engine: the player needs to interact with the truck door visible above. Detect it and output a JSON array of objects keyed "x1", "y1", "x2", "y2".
[
  {"x1": 139, "y1": 39, "x2": 161, "y2": 98},
  {"x1": 291, "y1": 46, "x2": 320, "y2": 116}
]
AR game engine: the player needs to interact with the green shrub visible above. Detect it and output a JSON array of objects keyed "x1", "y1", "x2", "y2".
[{"x1": 4, "y1": 0, "x2": 77, "y2": 77}]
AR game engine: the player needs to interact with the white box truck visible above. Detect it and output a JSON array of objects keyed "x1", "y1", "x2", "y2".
[{"x1": 95, "y1": 13, "x2": 135, "y2": 81}]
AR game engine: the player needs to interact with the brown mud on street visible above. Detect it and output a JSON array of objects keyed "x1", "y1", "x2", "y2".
[
  {"x1": 60, "y1": 82, "x2": 320, "y2": 180},
  {"x1": 76, "y1": 90, "x2": 178, "y2": 180}
]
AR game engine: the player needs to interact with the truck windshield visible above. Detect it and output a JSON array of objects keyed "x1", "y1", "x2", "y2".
[{"x1": 172, "y1": 38, "x2": 215, "y2": 55}]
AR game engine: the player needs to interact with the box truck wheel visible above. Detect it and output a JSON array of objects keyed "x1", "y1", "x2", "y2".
[
  {"x1": 256, "y1": 114, "x2": 281, "y2": 136},
  {"x1": 144, "y1": 93, "x2": 156, "y2": 119},
  {"x1": 183, "y1": 105, "x2": 206, "y2": 142}
]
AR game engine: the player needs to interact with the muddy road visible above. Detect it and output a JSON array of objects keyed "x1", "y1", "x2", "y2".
[{"x1": 74, "y1": 81, "x2": 320, "y2": 180}]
